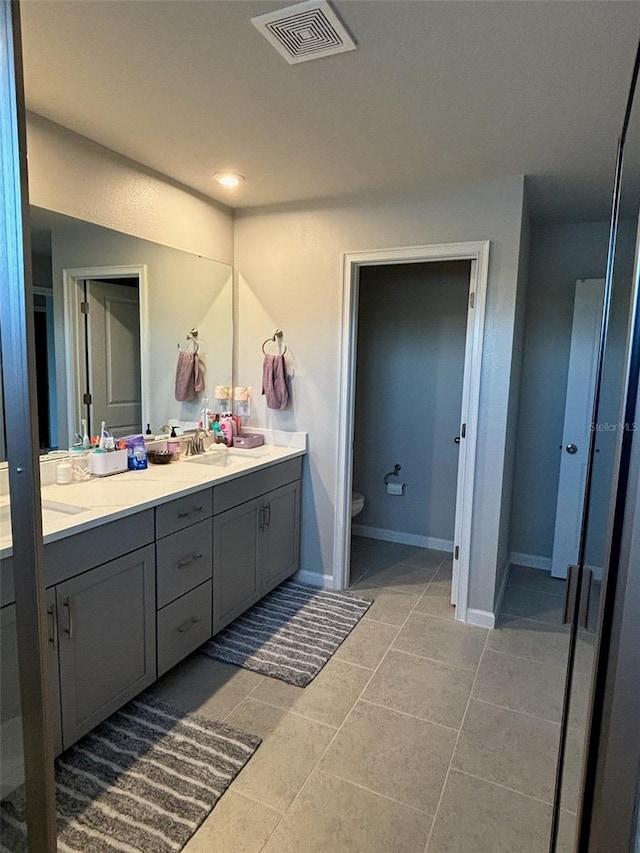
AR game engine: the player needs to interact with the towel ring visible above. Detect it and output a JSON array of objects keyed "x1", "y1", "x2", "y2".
[
  {"x1": 262, "y1": 329, "x2": 287, "y2": 355},
  {"x1": 178, "y1": 328, "x2": 199, "y2": 353}
]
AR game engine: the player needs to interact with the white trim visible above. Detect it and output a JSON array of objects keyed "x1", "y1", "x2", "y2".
[
  {"x1": 351, "y1": 524, "x2": 453, "y2": 553},
  {"x1": 509, "y1": 551, "x2": 552, "y2": 571},
  {"x1": 334, "y1": 240, "x2": 490, "y2": 627},
  {"x1": 466, "y1": 608, "x2": 496, "y2": 629},
  {"x1": 294, "y1": 569, "x2": 334, "y2": 589},
  {"x1": 61, "y1": 265, "x2": 149, "y2": 447}
]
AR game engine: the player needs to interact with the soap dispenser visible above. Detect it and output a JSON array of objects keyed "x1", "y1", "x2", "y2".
[{"x1": 167, "y1": 426, "x2": 181, "y2": 458}]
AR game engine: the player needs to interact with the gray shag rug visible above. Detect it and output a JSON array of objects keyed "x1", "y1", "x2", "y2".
[
  {"x1": 0, "y1": 695, "x2": 261, "y2": 852},
  {"x1": 201, "y1": 580, "x2": 372, "y2": 687}
]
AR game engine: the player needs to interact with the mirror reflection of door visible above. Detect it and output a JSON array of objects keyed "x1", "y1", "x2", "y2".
[
  {"x1": 81, "y1": 277, "x2": 142, "y2": 438},
  {"x1": 551, "y1": 278, "x2": 605, "y2": 579}
]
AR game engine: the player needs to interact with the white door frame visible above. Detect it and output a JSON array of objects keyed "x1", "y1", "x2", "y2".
[
  {"x1": 61, "y1": 265, "x2": 149, "y2": 445},
  {"x1": 333, "y1": 241, "x2": 490, "y2": 622}
]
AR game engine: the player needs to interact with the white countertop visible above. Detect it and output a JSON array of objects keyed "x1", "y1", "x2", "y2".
[{"x1": 0, "y1": 443, "x2": 305, "y2": 560}]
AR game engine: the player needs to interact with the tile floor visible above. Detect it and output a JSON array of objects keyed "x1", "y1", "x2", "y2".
[{"x1": 146, "y1": 537, "x2": 587, "y2": 852}]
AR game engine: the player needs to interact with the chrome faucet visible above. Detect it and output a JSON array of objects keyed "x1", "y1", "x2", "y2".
[{"x1": 191, "y1": 427, "x2": 210, "y2": 455}]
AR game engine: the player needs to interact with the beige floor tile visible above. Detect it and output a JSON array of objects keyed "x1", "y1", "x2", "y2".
[
  {"x1": 361, "y1": 588, "x2": 422, "y2": 626},
  {"x1": 558, "y1": 726, "x2": 585, "y2": 814},
  {"x1": 508, "y1": 565, "x2": 567, "y2": 596},
  {"x1": 393, "y1": 611, "x2": 487, "y2": 671},
  {"x1": 250, "y1": 658, "x2": 372, "y2": 728},
  {"x1": 183, "y1": 790, "x2": 281, "y2": 853},
  {"x1": 225, "y1": 698, "x2": 335, "y2": 812},
  {"x1": 427, "y1": 770, "x2": 552, "y2": 853},
  {"x1": 362, "y1": 649, "x2": 474, "y2": 728},
  {"x1": 356, "y1": 560, "x2": 438, "y2": 595},
  {"x1": 263, "y1": 769, "x2": 432, "y2": 853},
  {"x1": 402, "y1": 547, "x2": 450, "y2": 569},
  {"x1": 334, "y1": 617, "x2": 399, "y2": 669},
  {"x1": 452, "y1": 699, "x2": 561, "y2": 802},
  {"x1": 488, "y1": 615, "x2": 570, "y2": 669},
  {"x1": 501, "y1": 585, "x2": 565, "y2": 626},
  {"x1": 414, "y1": 579, "x2": 456, "y2": 621},
  {"x1": 145, "y1": 654, "x2": 264, "y2": 719},
  {"x1": 473, "y1": 649, "x2": 566, "y2": 722},
  {"x1": 319, "y1": 700, "x2": 456, "y2": 813}
]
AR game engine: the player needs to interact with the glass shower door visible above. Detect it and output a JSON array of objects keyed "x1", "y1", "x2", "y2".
[
  {"x1": 550, "y1": 43, "x2": 640, "y2": 852},
  {"x1": 0, "y1": 1, "x2": 57, "y2": 848}
]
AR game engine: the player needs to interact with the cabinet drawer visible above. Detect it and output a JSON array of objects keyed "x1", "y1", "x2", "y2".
[
  {"x1": 156, "y1": 519, "x2": 212, "y2": 608},
  {"x1": 214, "y1": 457, "x2": 302, "y2": 514},
  {"x1": 156, "y1": 489, "x2": 213, "y2": 538},
  {"x1": 157, "y1": 581, "x2": 212, "y2": 677}
]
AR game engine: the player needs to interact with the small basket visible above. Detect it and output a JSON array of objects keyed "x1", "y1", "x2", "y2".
[{"x1": 147, "y1": 449, "x2": 174, "y2": 465}]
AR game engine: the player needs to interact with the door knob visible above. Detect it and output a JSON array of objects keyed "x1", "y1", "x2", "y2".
[
  {"x1": 454, "y1": 436, "x2": 460, "y2": 444},
  {"x1": 566, "y1": 444, "x2": 578, "y2": 454}
]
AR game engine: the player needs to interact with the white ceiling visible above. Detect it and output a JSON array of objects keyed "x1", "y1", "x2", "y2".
[{"x1": 20, "y1": 1, "x2": 640, "y2": 221}]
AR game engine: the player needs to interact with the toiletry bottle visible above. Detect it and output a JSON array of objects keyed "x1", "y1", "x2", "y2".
[{"x1": 167, "y1": 426, "x2": 181, "y2": 458}]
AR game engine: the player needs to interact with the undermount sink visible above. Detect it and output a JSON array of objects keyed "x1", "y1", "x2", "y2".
[
  {"x1": 0, "y1": 499, "x2": 88, "y2": 530},
  {"x1": 183, "y1": 451, "x2": 237, "y2": 467},
  {"x1": 183, "y1": 447, "x2": 269, "y2": 467}
]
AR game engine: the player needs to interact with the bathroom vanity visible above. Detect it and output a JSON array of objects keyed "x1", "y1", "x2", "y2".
[{"x1": 0, "y1": 443, "x2": 303, "y2": 792}]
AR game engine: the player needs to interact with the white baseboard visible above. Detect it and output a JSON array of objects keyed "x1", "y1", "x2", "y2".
[
  {"x1": 352, "y1": 525, "x2": 453, "y2": 553},
  {"x1": 466, "y1": 608, "x2": 495, "y2": 629},
  {"x1": 509, "y1": 551, "x2": 552, "y2": 571},
  {"x1": 294, "y1": 569, "x2": 334, "y2": 589}
]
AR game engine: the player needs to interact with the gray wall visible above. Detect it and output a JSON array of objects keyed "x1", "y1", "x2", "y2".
[
  {"x1": 510, "y1": 220, "x2": 637, "y2": 565},
  {"x1": 496, "y1": 201, "x2": 530, "y2": 603},
  {"x1": 235, "y1": 175, "x2": 526, "y2": 616},
  {"x1": 353, "y1": 261, "x2": 470, "y2": 544}
]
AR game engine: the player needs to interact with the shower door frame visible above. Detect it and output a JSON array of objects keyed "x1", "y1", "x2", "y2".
[{"x1": 334, "y1": 240, "x2": 490, "y2": 624}]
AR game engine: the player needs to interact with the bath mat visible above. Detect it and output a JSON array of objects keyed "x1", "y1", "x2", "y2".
[
  {"x1": 201, "y1": 580, "x2": 373, "y2": 687},
  {"x1": 0, "y1": 695, "x2": 261, "y2": 852}
]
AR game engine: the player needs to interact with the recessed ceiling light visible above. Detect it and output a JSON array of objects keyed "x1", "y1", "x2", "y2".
[{"x1": 213, "y1": 172, "x2": 244, "y2": 187}]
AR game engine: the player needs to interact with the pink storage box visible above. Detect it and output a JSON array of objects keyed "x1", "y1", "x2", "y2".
[{"x1": 233, "y1": 433, "x2": 265, "y2": 449}]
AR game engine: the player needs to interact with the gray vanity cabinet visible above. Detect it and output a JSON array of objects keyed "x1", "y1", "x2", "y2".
[
  {"x1": 212, "y1": 500, "x2": 262, "y2": 633},
  {"x1": 56, "y1": 544, "x2": 156, "y2": 748},
  {"x1": 261, "y1": 480, "x2": 301, "y2": 595},
  {"x1": 155, "y1": 487, "x2": 214, "y2": 676},
  {"x1": 0, "y1": 590, "x2": 62, "y2": 797},
  {"x1": 212, "y1": 460, "x2": 302, "y2": 634}
]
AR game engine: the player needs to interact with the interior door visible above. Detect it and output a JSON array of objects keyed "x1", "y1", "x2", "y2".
[
  {"x1": 551, "y1": 279, "x2": 605, "y2": 579},
  {"x1": 86, "y1": 279, "x2": 141, "y2": 436}
]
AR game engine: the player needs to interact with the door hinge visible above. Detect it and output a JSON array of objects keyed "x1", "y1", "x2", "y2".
[
  {"x1": 461, "y1": 423, "x2": 466, "y2": 439},
  {"x1": 83, "y1": 392, "x2": 92, "y2": 405},
  {"x1": 454, "y1": 545, "x2": 459, "y2": 560},
  {"x1": 80, "y1": 301, "x2": 90, "y2": 314},
  {"x1": 469, "y1": 292, "x2": 475, "y2": 309}
]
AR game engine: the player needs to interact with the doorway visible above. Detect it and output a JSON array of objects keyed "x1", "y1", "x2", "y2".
[
  {"x1": 62, "y1": 265, "x2": 148, "y2": 445},
  {"x1": 334, "y1": 242, "x2": 490, "y2": 623}
]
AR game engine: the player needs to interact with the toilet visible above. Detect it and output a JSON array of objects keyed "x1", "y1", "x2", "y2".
[{"x1": 351, "y1": 491, "x2": 365, "y2": 518}]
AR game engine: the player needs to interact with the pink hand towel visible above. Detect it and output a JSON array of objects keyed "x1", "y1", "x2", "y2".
[
  {"x1": 262, "y1": 354, "x2": 289, "y2": 409},
  {"x1": 175, "y1": 351, "x2": 206, "y2": 402}
]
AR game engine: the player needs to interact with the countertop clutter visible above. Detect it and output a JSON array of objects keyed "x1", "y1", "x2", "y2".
[{"x1": 0, "y1": 433, "x2": 306, "y2": 560}]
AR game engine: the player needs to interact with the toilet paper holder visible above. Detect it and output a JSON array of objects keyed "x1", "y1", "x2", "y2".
[{"x1": 383, "y1": 464, "x2": 402, "y2": 484}]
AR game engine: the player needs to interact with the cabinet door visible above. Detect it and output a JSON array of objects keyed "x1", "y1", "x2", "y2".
[
  {"x1": 213, "y1": 499, "x2": 261, "y2": 634},
  {"x1": 57, "y1": 544, "x2": 156, "y2": 748},
  {"x1": 0, "y1": 590, "x2": 62, "y2": 798},
  {"x1": 262, "y1": 480, "x2": 301, "y2": 594}
]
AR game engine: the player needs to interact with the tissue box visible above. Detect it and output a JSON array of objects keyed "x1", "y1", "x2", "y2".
[
  {"x1": 233, "y1": 433, "x2": 265, "y2": 449},
  {"x1": 88, "y1": 449, "x2": 128, "y2": 477}
]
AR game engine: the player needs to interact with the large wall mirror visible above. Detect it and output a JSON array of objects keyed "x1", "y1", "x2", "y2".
[{"x1": 28, "y1": 207, "x2": 233, "y2": 452}]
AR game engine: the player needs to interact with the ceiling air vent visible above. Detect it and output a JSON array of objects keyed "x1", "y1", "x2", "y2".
[{"x1": 251, "y1": 0, "x2": 357, "y2": 65}]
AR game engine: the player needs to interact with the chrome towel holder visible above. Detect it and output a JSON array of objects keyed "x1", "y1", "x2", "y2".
[
  {"x1": 178, "y1": 328, "x2": 199, "y2": 353},
  {"x1": 262, "y1": 328, "x2": 287, "y2": 355}
]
